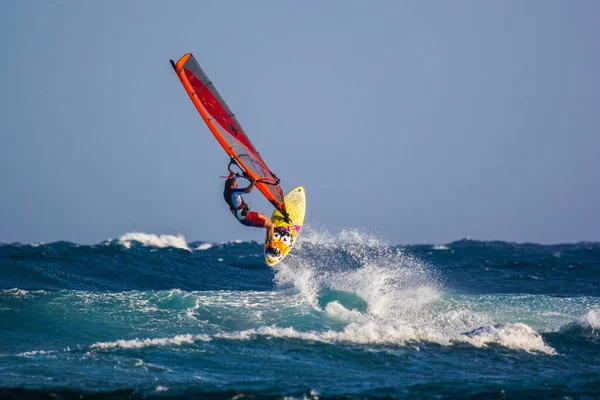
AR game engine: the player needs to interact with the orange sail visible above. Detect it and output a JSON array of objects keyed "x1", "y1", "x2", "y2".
[{"x1": 170, "y1": 53, "x2": 287, "y2": 217}]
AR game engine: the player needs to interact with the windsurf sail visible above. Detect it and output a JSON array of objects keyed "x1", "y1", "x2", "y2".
[{"x1": 170, "y1": 53, "x2": 287, "y2": 218}]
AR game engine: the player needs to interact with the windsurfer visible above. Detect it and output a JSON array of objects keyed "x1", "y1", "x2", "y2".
[{"x1": 223, "y1": 172, "x2": 280, "y2": 257}]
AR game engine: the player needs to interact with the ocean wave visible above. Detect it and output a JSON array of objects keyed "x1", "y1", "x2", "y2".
[
  {"x1": 194, "y1": 243, "x2": 213, "y2": 251},
  {"x1": 214, "y1": 321, "x2": 555, "y2": 354},
  {"x1": 90, "y1": 334, "x2": 211, "y2": 350},
  {"x1": 15, "y1": 335, "x2": 212, "y2": 357},
  {"x1": 1, "y1": 228, "x2": 597, "y2": 362},
  {"x1": 17, "y1": 350, "x2": 57, "y2": 357},
  {"x1": 275, "y1": 227, "x2": 440, "y2": 312},
  {"x1": 458, "y1": 323, "x2": 556, "y2": 354},
  {"x1": 117, "y1": 232, "x2": 190, "y2": 251},
  {"x1": 7, "y1": 318, "x2": 558, "y2": 358},
  {"x1": 1, "y1": 288, "x2": 48, "y2": 297},
  {"x1": 572, "y1": 308, "x2": 600, "y2": 332},
  {"x1": 215, "y1": 324, "x2": 427, "y2": 346},
  {"x1": 1, "y1": 234, "x2": 598, "y2": 252},
  {"x1": 324, "y1": 301, "x2": 364, "y2": 323},
  {"x1": 268, "y1": 228, "x2": 569, "y2": 355}
]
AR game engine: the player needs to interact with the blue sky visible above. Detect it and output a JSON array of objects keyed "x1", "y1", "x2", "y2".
[{"x1": 1, "y1": 1, "x2": 598, "y2": 244}]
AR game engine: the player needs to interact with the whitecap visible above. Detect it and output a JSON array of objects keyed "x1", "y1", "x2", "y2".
[
  {"x1": 576, "y1": 308, "x2": 600, "y2": 331},
  {"x1": 18, "y1": 350, "x2": 57, "y2": 357},
  {"x1": 2, "y1": 288, "x2": 47, "y2": 297},
  {"x1": 325, "y1": 301, "x2": 364, "y2": 323},
  {"x1": 457, "y1": 323, "x2": 556, "y2": 355},
  {"x1": 194, "y1": 243, "x2": 213, "y2": 251},
  {"x1": 118, "y1": 232, "x2": 190, "y2": 251},
  {"x1": 90, "y1": 334, "x2": 211, "y2": 350}
]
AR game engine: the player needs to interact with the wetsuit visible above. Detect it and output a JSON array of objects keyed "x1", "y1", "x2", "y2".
[{"x1": 223, "y1": 188, "x2": 267, "y2": 228}]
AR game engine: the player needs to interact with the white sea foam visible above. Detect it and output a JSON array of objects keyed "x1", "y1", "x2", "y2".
[
  {"x1": 324, "y1": 301, "x2": 363, "y2": 323},
  {"x1": 195, "y1": 243, "x2": 213, "y2": 251},
  {"x1": 457, "y1": 323, "x2": 556, "y2": 355},
  {"x1": 217, "y1": 320, "x2": 554, "y2": 354},
  {"x1": 274, "y1": 258, "x2": 320, "y2": 308},
  {"x1": 217, "y1": 323, "x2": 441, "y2": 346},
  {"x1": 18, "y1": 350, "x2": 57, "y2": 357},
  {"x1": 2, "y1": 288, "x2": 47, "y2": 297},
  {"x1": 90, "y1": 334, "x2": 211, "y2": 350},
  {"x1": 268, "y1": 227, "x2": 556, "y2": 354},
  {"x1": 576, "y1": 308, "x2": 600, "y2": 331},
  {"x1": 4, "y1": 288, "x2": 29, "y2": 297},
  {"x1": 118, "y1": 232, "x2": 190, "y2": 251},
  {"x1": 433, "y1": 245, "x2": 449, "y2": 250}
]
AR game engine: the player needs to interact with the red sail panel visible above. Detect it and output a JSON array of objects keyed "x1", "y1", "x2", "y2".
[{"x1": 171, "y1": 53, "x2": 286, "y2": 215}]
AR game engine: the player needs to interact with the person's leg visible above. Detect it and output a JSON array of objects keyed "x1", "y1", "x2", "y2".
[
  {"x1": 243, "y1": 212, "x2": 276, "y2": 250},
  {"x1": 262, "y1": 216, "x2": 275, "y2": 248}
]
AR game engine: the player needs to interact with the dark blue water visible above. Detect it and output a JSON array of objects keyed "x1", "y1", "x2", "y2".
[{"x1": 1, "y1": 230, "x2": 599, "y2": 399}]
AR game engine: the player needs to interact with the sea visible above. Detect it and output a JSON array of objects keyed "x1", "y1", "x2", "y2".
[{"x1": 1, "y1": 229, "x2": 599, "y2": 399}]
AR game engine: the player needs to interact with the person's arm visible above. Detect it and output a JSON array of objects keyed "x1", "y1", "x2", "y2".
[{"x1": 243, "y1": 178, "x2": 255, "y2": 193}]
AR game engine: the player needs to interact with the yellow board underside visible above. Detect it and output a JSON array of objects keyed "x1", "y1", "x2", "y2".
[{"x1": 265, "y1": 186, "x2": 306, "y2": 267}]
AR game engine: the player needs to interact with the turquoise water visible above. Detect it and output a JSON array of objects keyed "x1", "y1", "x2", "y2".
[{"x1": 1, "y1": 230, "x2": 599, "y2": 398}]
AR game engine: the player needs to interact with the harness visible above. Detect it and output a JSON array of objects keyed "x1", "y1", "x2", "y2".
[
  {"x1": 224, "y1": 189, "x2": 250, "y2": 221},
  {"x1": 233, "y1": 202, "x2": 250, "y2": 220}
]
